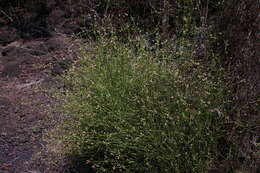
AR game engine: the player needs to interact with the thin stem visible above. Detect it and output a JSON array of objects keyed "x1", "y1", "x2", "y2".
[{"x1": 0, "y1": 9, "x2": 13, "y2": 22}]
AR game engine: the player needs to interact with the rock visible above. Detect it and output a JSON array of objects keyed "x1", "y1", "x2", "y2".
[
  {"x1": 25, "y1": 43, "x2": 49, "y2": 56},
  {"x1": 51, "y1": 60, "x2": 71, "y2": 75},
  {"x1": 1, "y1": 46, "x2": 29, "y2": 57},
  {"x1": 44, "y1": 37, "x2": 66, "y2": 52},
  {"x1": 51, "y1": 63, "x2": 64, "y2": 75},
  {"x1": 1, "y1": 46, "x2": 33, "y2": 65},
  {"x1": 0, "y1": 46, "x2": 34, "y2": 77},
  {"x1": 40, "y1": 77, "x2": 60, "y2": 89},
  {"x1": 0, "y1": 28, "x2": 19, "y2": 46}
]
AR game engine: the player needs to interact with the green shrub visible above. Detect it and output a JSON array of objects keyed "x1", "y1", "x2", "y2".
[{"x1": 59, "y1": 36, "x2": 227, "y2": 173}]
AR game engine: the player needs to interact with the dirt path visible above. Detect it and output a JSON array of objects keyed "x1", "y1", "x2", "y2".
[
  {"x1": 0, "y1": 35, "x2": 79, "y2": 173},
  {"x1": 0, "y1": 76, "x2": 50, "y2": 173}
]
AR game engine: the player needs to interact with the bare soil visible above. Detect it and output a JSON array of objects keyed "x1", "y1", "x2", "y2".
[{"x1": 0, "y1": 35, "x2": 79, "y2": 173}]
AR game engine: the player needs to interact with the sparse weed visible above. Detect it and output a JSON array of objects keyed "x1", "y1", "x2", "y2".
[{"x1": 53, "y1": 34, "x2": 228, "y2": 173}]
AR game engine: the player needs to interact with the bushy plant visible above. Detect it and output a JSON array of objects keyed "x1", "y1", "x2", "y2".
[{"x1": 57, "y1": 35, "x2": 227, "y2": 173}]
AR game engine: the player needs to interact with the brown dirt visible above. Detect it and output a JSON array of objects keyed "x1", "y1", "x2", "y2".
[{"x1": 0, "y1": 35, "x2": 80, "y2": 173}]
